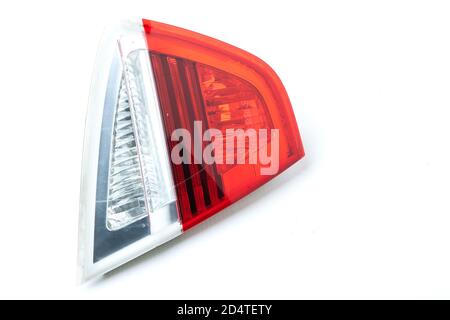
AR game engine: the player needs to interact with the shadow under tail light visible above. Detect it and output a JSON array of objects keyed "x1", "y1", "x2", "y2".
[{"x1": 78, "y1": 19, "x2": 305, "y2": 282}]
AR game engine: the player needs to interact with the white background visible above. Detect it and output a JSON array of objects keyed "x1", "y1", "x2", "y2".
[{"x1": 0, "y1": 0, "x2": 449, "y2": 299}]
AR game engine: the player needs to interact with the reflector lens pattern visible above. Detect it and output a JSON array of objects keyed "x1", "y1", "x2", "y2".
[
  {"x1": 150, "y1": 55, "x2": 225, "y2": 225},
  {"x1": 143, "y1": 19, "x2": 305, "y2": 230},
  {"x1": 106, "y1": 77, "x2": 147, "y2": 231},
  {"x1": 150, "y1": 54, "x2": 280, "y2": 229},
  {"x1": 197, "y1": 63, "x2": 273, "y2": 174}
]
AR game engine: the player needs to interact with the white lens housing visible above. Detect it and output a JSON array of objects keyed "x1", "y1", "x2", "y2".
[{"x1": 78, "y1": 20, "x2": 182, "y2": 283}]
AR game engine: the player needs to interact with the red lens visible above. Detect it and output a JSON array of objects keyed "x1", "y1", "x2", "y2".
[
  {"x1": 196, "y1": 63, "x2": 274, "y2": 175},
  {"x1": 144, "y1": 20, "x2": 305, "y2": 230}
]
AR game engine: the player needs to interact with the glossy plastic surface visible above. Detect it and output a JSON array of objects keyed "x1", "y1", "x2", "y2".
[{"x1": 143, "y1": 19, "x2": 304, "y2": 230}]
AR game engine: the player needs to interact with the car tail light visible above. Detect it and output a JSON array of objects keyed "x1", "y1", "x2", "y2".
[{"x1": 78, "y1": 19, "x2": 305, "y2": 282}]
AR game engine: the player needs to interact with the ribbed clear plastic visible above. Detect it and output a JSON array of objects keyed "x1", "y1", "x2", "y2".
[
  {"x1": 106, "y1": 77, "x2": 147, "y2": 231},
  {"x1": 122, "y1": 50, "x2": 176, "y2": 213}
]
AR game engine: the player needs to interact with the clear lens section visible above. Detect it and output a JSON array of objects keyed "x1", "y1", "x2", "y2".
[
  {"x1": 122, "y1": 50, "x2": 175, "y2": 212},
  {"x1": 105, "y1": 49, "x2": 178, "y2": 232},
  {"x1": 118, "y1": 46, "x2": 177, "y2": 234},
  {"x1": 79, "y1": 21, "x2": 182, "y2": 282},
  {"x1": 106, "y1": 77, "x2": 147, "y2": 231}
]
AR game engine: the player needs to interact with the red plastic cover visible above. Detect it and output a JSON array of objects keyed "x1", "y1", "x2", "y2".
[{"x1": 143, "y1": 20, "x2": 304, "y2": 230}]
